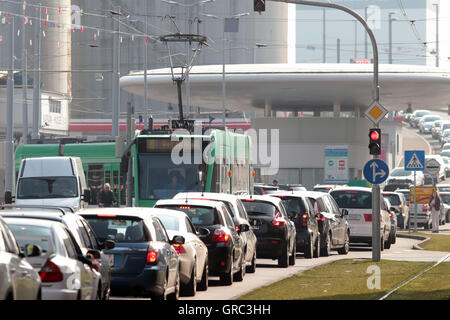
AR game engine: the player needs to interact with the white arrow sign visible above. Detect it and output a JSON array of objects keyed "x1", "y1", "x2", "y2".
[{"x1": 370, "y1": 161, "x2": 387, "y2": 180}]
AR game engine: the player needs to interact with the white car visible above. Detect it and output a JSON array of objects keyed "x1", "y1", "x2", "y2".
[
  {"x1": 441, "y1": 157, "x2": 450, "y2": 178},
  {"x1": 386, "y1": 167, "x2": 424, "y2": 187},
  {"x1": 418, "y1": 115, "x2": 441, "y2": 134},
  {"x1": 0, "y1": 216, "x2": 42, "y2": 300},
  {"x1": 329, "y1": 187, "x2": 392, "y2": 249},
  {"x1": 4, "y1": 217, "x2": 100, "y2": 300},
  {"x1": 410, "y1": 110, "x2": 432, "y2": 128},
  {"x1": 442, "y1": 143, "x2": 450, "y2": 151}
]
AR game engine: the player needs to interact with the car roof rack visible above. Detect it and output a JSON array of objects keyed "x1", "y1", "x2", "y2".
[{"x1": 0, "y1": 205, "x2": 72, "y2": 215}]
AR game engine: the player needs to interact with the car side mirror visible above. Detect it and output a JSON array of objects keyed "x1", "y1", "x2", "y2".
[
  {"x1": 390, "y1": 207, "x2": 398, "y2": 213},
  {"x1": 341, "y1": 209, "x2": 349, "y2": 216},
  {"x1": 78, "y1": 254, "x2": 93, "y2": 266},
  {"x1": 83, "y1": 189, "x2": 91, "y2": 203},
  {"x1": 196, "y1": 227, "x2": 210, "y2": 237},
  {"x1": 239, "y1": 224, "x2": 250, "y2": 233},
  {"x1": 23, "y1": 244, "x2": 41, "y2": 258},
  {"x1": 86, "y1": 249, "x2": 101, "y2": 260},
  {"x1": 103, "y1": 240, "x2": 115, "y2": 250},
  {"x1": 170, "y1": 235, "x2": 185, "y2": 245}
]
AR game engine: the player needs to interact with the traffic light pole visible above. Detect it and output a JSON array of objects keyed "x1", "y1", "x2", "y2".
[{"x1": 267, "y1": 0, "x2": 381, "y2": 261}]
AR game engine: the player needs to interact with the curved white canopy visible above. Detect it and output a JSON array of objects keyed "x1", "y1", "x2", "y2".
[{"x1": 120, "y1": 63, "x2": 450, "y2": 112}]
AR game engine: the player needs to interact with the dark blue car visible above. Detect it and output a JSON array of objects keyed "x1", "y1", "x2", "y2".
[{"x1": 80, "y1": 208, "x2": 184, "y2": 300}]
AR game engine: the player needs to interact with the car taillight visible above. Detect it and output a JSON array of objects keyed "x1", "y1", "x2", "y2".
[
  {"x1": 272, "y1": 212, "x2": 286, "y2": 227},
  {"x1": 39, "y1": 259, "x2": 63, "y2": 283},
  {"x1": 363, "y1": 214, "x2": 382, "y2": 222},
  {"x1": 422, "y1": 204, "x2": 429, "y2": 212},
  {"x1": 301, "y1": 213, "x2": 308, "y2": 227},
  {"x1": 146, "y1": 250, "x2": 159, "y2": 264},
  {"x1": 316, "y1": 213, "x2": 325, "y2": 221},
  {"x1": 212, "y1": 229, "x2": 230, "y2": 242},
  {"x1": 398, "y1": 205, "x2": 403, "y2": 213},
  {"x1": 388, "y1": 212, "x2": 393, "y2": 218},
  {"x1": 172, "y1": 243, "x2": 186, "y2": 254}
]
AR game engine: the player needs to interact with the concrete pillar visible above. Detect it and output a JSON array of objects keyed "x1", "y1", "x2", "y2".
[
  {"x1": 354, "y1": 105, "x2": 361, "y2": 118},
  {"x1": 271, "y1": 110, "x2": 277, "y2": 117},
  {"x1": 333, "y1": 103, "x2": 341, "y2": 118},
  {"x1": 448, "y1": 105, "x2": 450, "y2": 116},
  {"x1": 313, "y1": 110, "x2": 321, "y2": 117},
  {"x1": 264, "y1": 101, "x2": 272, "y2": 117}
]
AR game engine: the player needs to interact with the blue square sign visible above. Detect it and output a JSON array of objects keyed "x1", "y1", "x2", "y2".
[{"x1": 404, "y1": 150, "x2": 425, "y2": 171}]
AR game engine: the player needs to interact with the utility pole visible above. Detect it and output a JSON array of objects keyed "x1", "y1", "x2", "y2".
[
  {"x1": 337, "y1": 38, "x2": 340, "y2": 63},
  {"x1": 22, "y1": 1, "x2": 28, "y2": 144},
  {"x1": 433, "y1": 3, "x2": 439, "y2": 67},
  {"x1": 126, "y1": 102, "x2": 134, "y2": 207},
  {"x1": 32, "y1": 4, "x2": 41, "y2": 140},
  {"x1": 322, "y1": 8, "x2": 326, "y2": 63},
  {"x1": 388, "y1": 12, "x2": 396, "y2": 64},
  {"x1": 5, "y1": 14, "x2": 15, "y2": 202},
  {"x1": 144, "y1": 2, "x2": 148, "y2": 129},
  {"x1": 112, "y1": 8, "x2": 121, "y2": 138}
]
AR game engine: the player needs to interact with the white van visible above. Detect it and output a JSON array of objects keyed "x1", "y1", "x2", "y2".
[{"x1": 14, "y1": 157, "x2": 90, "y2": 210}]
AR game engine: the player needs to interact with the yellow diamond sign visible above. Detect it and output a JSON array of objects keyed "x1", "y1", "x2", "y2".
[{"x1": 365, "y1": 101, "x2": 388, "y2": 125}]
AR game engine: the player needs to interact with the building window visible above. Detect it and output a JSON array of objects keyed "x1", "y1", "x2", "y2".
[{"x1": 49, "y1": 98, "x2": 61, "y2": 114}]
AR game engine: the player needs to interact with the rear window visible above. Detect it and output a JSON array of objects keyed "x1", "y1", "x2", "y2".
[
  {"x1": 8, "y1": 224, "x2": 53, "y2": 254},
  {"x1": 330, "y1": 190, "x2": 372, "y2": 209},
  {"x1": 241, "y1": 200, "x2": 277, "y2": 217},
  {"x1": 84, "y1": 216, "x2": 148, "y2": 243},
  {"x1": 439, "y1": 186, "x2": 450, "y2": 192},
  {"x1": 382, "y1": 194, "x2": 401, "y2": 206},
  {"x1": 440, "y1": 194, "x2": 450, "y2": 204},
  {"x1": 313, "y1": 187, "x2": 331, "y2": 193},
  {"x1": 156, "y1": 205, "x2": 222, "y2": 227},
  {"x1": 397, "y1": 191, "x2": 410, "y2": 202},
  {"x1": 155, "y1": 214, "x2": 180, "y2": 232},
  {"x1": 276, "y1": 197, "x2": 307, "y2": 214}
]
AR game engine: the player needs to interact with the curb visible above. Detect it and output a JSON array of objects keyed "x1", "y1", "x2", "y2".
[{"x1": 397, "y1": 233, "x2": 430, "y2": 250}]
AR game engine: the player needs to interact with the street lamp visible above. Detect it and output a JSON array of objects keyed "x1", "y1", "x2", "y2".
[
  {"x1": 388, "y1": 12, "x2": 397, "y2": 64},
  {"x1": 200, "y1": 12, "x2": 249, "y2": 128}
]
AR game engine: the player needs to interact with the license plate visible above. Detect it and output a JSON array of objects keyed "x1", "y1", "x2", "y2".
[
  {"x1": 347, "y1": 214, "x2": 361, "y2": 221},
  {"x1": 106, "y1": 254, "x2": 114, "y2": 267}
]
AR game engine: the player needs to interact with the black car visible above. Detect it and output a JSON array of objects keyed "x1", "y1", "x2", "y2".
[
  {"x1": 155, "y1": 199, "x2": 247, "y2": 286},
  {"x1": 81, "y1": 208, "x2": 182, "y2": 300},
  {"x1": 269, "y1": 192, "x2": 321, "y2": 259},
  {"x1": 239, "y1": 195, "x2": 296, "y2": 267},
  {"x1": 303, "y1": 191, "x2": 350, "y2": 256}
]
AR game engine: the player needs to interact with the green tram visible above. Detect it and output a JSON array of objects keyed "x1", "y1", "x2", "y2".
[
  {"x1": 13, "y1": 127, "x2": 253, "y2": 207},
  {"x1": 133, "y1": 128, "x2": 253, "y2": 207},
  {"x1": 14, "y1": 142, "x2": 124, "y2": 205}
]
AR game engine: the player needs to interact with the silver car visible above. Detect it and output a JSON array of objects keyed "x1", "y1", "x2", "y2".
[
  {"x1": 0, "y1": 216, "x2": 41, "y2": 300},
  {"x1": 4, "y1": 217, "x2": 100, "y2": 300}
]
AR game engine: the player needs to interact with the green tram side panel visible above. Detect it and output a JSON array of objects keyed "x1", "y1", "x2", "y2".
[
  {"x1": 14, "y1": 144, "x2": 60, "y2": 170},
  {"x1": 63, "y1": 143, "x2": 120, "y2": 165}
]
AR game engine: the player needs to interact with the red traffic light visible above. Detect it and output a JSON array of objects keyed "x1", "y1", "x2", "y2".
[{"x1": 370, "y1": 130, "x2": 380, "y2": 141}]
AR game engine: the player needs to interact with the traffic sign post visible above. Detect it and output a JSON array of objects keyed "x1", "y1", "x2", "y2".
[
  {"x1": 404, "y1": 150, "x2": 425, "y2": 232},
  {"x1": 363, "y1": 159, "x2": 389, "y2": 262}
]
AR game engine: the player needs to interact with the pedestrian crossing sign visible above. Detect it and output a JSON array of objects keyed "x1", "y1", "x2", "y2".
[{"x1": 404, "y1": 150, "x2": 425, "y2": 171}]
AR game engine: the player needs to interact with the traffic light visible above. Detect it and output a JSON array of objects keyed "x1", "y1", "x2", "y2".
[
  {"x1": 254, "y1": 0, "x2": 265, "y2": 13},
  {"x1": 368, "y1": 128, "x2": 381, "y2": 155}
]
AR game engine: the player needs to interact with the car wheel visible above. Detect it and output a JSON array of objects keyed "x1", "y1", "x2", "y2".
[
  {"x1": 313, "y1": 236, "x2": 320, "y2": 258},
  {"x1": 220, "y1": 256, "x2": 234, "y2": 286},
  {"x1": 337, "y1": 231, "x2": 350, "y2": 255},
  {"x1": 303, "y1": 237, "x2": 313, "y2": 259},
  {"x1": 167, "y1": 271, "x2": 180, "y2": 301},
  {"x1": 234, "y1": 256, "x2": 245, "y2": 282},
  {"x1": 152, "y1": 274, "x2": 167, "y2": 301},
  {"x1": 197, "y1": 258, "x2": 209, "y2": 291},
  {"x1": 278, "y1": 243, "x2": 289, "y2": 267},
  {"x1": 246, "y1": 250, "x2": 256, "y2": 274},
  {"x1": 380, "y1": 234, "x2": 385, "y2": 251},
  {"x1": 96, "y1": 283, "x2": 102, "y2": 300},
  {"x1": 182, "y1": 263, "x2": 197, "y2": 297},
  {"x1": 384, "y1": 231, "x2": 391, "y2": 249},
  {"x1": 320, "y1": 232, "x2": 331, "y2": 257},
  {"x1": 392, "y1": 229, "x2": 397, "y2": 244},
  {"x1": 289, "y1": 242, "x2": 297, "y2": 265},
  {"x1": 446, "y1": 211, "x2": 450, "y2": 223}
]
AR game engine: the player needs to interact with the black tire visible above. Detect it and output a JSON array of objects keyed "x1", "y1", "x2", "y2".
[
  {"x1": 278, "y1": 243, "x2": 289, "y2": 267},
  {"x1": 303, "y1": 237, "x2": 313, "y2": 259},
  {"x1": 380, "y1": 234, "x2": 385, "y2": 251},
  {"x1": 446, "y1": 211, "x2": 450, "y2": 223},
  {"x1": 167, "y1": 271, "x2": 180, "y2": 301},
  {"x1": 320, "y1": 232, "x2": 331, "y2": 257},
  {"x1": 182, "y1": 263, "x2": 197, "y2": 297},
  {"x1": 197, "y1": 258, "x2": 209, "y2": 291},
  {"x1": 384, "y1": 234, "x2": 391, "y2": 249},
  {"x1": 96, "y1": 283, "x2": 102, "y2": 300},
  {"x1": 289, "y1": 242, "x2": 297, "y2": 265},
  {"x1": 246, "y1": 250, "x2": 256, "y2": 274},
  {"x1": 337, "y1": 231, "x2": 350, "y2": 255},
  {"x1": 234, "y1": 255, "x2": 245, "y2": 282},
  {"x1": 313, "y1": 236, "x2": 320, "y2": 258},
  {"x1": 152, "y1": 275, "x2": 166, "y2": 301},
  {"x1": 220, "y1": 257, "x2": 234, "y2": 286}
]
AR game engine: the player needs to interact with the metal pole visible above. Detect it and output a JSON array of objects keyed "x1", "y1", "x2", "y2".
[
  {"x1": 126, "y1": 102, "x2": 133, "y2": 207},
  {"x1": 144, "y1": 1, "x2": 148, "y2": 129},
  {"x1": 112, "y1": 8, "x2": 120, "y2": 137},
  {"x1": 354, "y1": 20, "x2": 357, "y2": 61},
  {"x1": 337, "y1": 38, "x2": 340, "y2": 63},
  {"x1": 32, "y1": 4, "x2": 41, "y2": 140},
  {"x1": 222, "y1": 32, "x2": 226, "y2": 128},
  {"x1": 414, "y1": 170, "x2": 417, "y2": 232},
  {"x1": 5, "y1": 16, "x2": 15, "y2": 198},
  {"x1": 322, "y1": 8, "x2": 326, "y2": 63},
  {"x1": 22, "y1": 3, "x2": 28, "y2": 144},
  {"x1": 388, "y1": 13, "x2": 393, "y2": 64},
  {"x1": 364, "y1": 7, "x2": 368, "y2": 59},
  {"x1": 434, "y1": 4, "x2": 439, "y2": 68}
]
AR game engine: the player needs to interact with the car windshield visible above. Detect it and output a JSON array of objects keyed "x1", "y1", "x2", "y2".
[
  {"x1": 155, "y1": 214, "x2": 180, "y2": 231},
  {"x1": 382, "y1": 194, "x2": 401, "y2": 206},
  {"x1": 441, "y1": 152, "x2": 450, "y2": 158},
  {"x1": 390, "y1": 168, "x2": 410, "y2": 177},
  {"x1": 330, "y1": 190, "x2": 372, "y2": 209},
  {"x1": 241, "y1": 200, "x2": 277, "y2": 217},
  {"x1": 17, "y1": 177, "x2": 78, "y2": 199},
  {"x1": 438, "y1": 186, "x2": 450, "y2": 192},
  {"x1": 443, "y1": 145, "x2": 450, "y2": 150},
  {"x1": 423, "y1": 116, "x2": 440, "y2": 122},
  {"x1": 85, "y1": 216, "x2": 148, "y2": 243},
  {"x1": 156, "y1": 205, "x2": 221, "y2": 227},
  {"x1": 440, "y1": 195, "x2": 450, "y2": 204},
  {"x1": 415, "y1": 111, "x2": 431, "y2": 117},
  {"x1": 8, "y1": 223, "x2": 53, "y2": 254}
]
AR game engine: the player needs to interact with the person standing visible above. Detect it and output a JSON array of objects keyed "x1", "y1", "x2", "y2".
[
  {"x1": 429, "y1": 189, "x2": 441, "y2": 233},
  {"x1": 97, "y1": 183, "x2": 118, "y2": 208}
]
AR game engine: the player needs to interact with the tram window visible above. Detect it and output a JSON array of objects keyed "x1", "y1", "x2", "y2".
[
  {"x1": 88, "y1": 164, "x2": 104, "y2": 205},
  {"x1": 105, "y1": 171, "x2": 111, "y2": 185}
]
